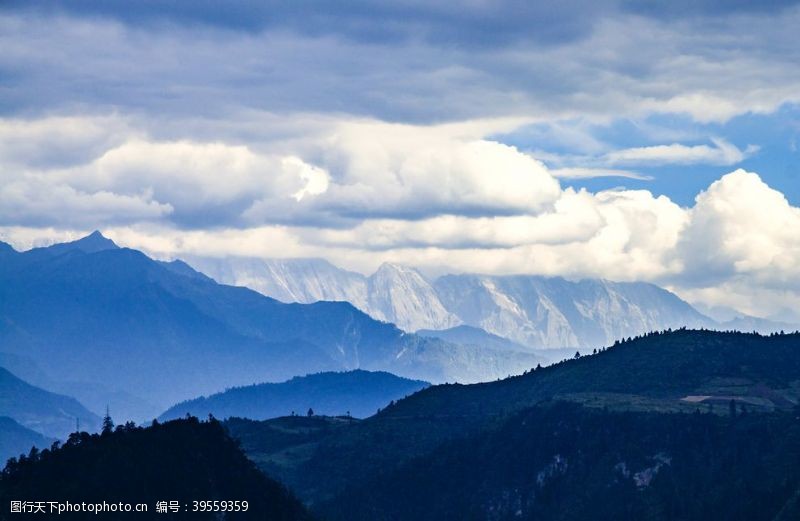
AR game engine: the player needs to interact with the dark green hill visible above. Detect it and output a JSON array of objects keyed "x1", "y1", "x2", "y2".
[
  {"x1": 318, "y1": 401, "x2": 800, "y2": 521},
  {"x1": 227, "y1": 329, "x2": 800, "y2": 503},
  {"x1": 383, "y1": 328, "x2": 800, "y2": 421},
  {"x1": 0, "y1": 417, "x2": 312, "y2": 520},
  {"x1": 160, "y1": 370, "x2": 429, "y2": 422},
  {"x1": 0, "y1": 367, "x2": 98, "y2": 439}
]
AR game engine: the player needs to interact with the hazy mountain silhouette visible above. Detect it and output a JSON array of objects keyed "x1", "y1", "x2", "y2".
[
  {"x1": 417, "y1": 324, "x2": 529, "y2": 351},
  {"x1": 0, "y1": 367, "x2": 98, "y2": 439},
  {"x1": 0, "y1": 416, "x2": 55, "y2": 464},
  {"x1": 159, "y1": 370, "x2": 429, "y2": 422},
  {"x1": 0, "y1": 233, "x2": 538, "y2": 421}
]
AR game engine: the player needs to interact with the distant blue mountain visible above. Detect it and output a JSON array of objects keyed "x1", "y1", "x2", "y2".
[
  {"x1": 416, "y1": 325, "x2": 529, "y2": 352},
  {"x1": 0, "y1": 416, "x2": 55, "y2": 464},
  {"x1": 0, "y1": 233, "x2": 539, "y2": 421},
  {"x1": 159, "y1": 370, "x2": 429, "y2": 421},
  {"x1": 0, "y1": 367, "x2": 98, "y2": 439}
]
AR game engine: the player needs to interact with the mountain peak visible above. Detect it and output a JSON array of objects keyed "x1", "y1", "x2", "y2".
[
  {"x1": 79, "y1": 230, "x2": 118, "y2": 249},
  {"x1": 374, "y1": 262, "x2": 420, "y2": 277},
  {"x1": 44, "y1": 231, "x2": 120, "y2": 255}
]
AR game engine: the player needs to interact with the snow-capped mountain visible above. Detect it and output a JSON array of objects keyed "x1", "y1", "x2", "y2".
[
  {"x1": 433, "y1": 274, "x2": 709, "y2": 349},
  {"x1": 187, "y1": 258, "x2": 459, "y2": 331},
  {"x1": 366, "y1": 263, "x2": 461, "y2": 332},
  {"x1": 186, "y1": 256, "x2": 714, "y2": 349},
  {"x1": 188, "y1": 257, "x2": 369, "y2": 309}
]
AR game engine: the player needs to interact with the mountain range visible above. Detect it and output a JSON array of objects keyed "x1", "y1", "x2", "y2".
[
  {"x1": 0, "y1": 233, "x2": 539, "y2": 422},
  {"x1": 186, "y1": 256, "x2": 788, "y2": 349}
]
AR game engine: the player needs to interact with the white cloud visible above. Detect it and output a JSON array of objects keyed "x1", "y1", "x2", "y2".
[
  {"x1": 605, "y1": 138, "x2": 758, "y2": 166},
  {"x1": 5, "y1": 7, "x2": 800, "y2": 126},
  {"x1": 0, "y1": 175, "x2": 171, "y2": 227},
  {"x1": 675, "y1": 169, "x2": 800, "y2": 287},
  {"x1": 286, "y1": 157, "x2": 330, "y2": 202},
  {"x1": 315, "y1": 122, "x2": 562, "y2": 218},
  {"x1": 0, "y1": 115, "x2": 563, "y2": 228},
  {"x1": 550, "y1": 167, "x2": 652, "y2": 180},
  {"x1": 0, "y1": 115, "x2": 136, "y2": 169},
  {"x1": 304, "y1": 189, "x2": 603, "y2": 250},
  {"x1": 1, "y1": 112, "x2": 799, "y2": 322}
]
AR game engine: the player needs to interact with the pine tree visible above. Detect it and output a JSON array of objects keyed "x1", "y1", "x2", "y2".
[{"x1": 102, "y1": 406, "x2": 114, "y2": 435}]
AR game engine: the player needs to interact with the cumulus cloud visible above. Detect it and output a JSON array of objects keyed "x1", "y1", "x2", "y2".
[
  {"x1": 0, "y1": 115, "x2": 136, "y2": 169},
  {"x1": 3, "y1": 153, "x2": 800, "y2": 322},
  {"x1": 0, "y1": 176, "x2": 171, "y2": 227},
  {"x1": 315, "y1": 122, "x2": 562, "y2": 219},
  {"x1": 0, "y1": 115, "x2": 563, "y2": 228},
  {"x1": 675, "y1": 170, "x2": 800, "y2": 287},
  {"x1": 304, "y1": 189, "x2": 603, "y2": 250}
]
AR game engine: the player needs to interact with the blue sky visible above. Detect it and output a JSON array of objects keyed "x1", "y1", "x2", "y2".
[
  {"x1": 496, "y1": 105, "x2": 800, "y2": 206},
  {"x1": 0, "y1": 0, "x2": 799, "y2": 321}
]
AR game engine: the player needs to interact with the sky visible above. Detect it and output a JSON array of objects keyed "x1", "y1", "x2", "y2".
[{"x1": 1, "y1": 0, "x2": 799, "y2": 322}]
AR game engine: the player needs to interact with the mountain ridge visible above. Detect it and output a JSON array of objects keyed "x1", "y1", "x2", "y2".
[
  {"x1": 0, "y1": 233, "x2": 540, "y2": 422},
  {"x1": 159, "y1": 370, "x2": 429, "y2": 422},
  {"x1": 186, "y1": 255, "x2": 731, "y2": 349},
  {"x1": 0, "y1": 367, "x2": 99, "y2": 439}
]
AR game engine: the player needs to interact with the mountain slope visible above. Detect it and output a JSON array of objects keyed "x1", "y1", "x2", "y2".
[
  {"x1": 0, "y1": 416, "x2": 55, "y2": 464},
  {"x1": 318, "y1": 402, "x2": 800, "y2": 521},
  {"x1": 0, "y1": 367, "x2": 99, "y2": 439},
  {"x1": 159, "y1": 370, "x2": 429, "y2": 421},
  {"x1": 0, "y1": 234, "x2": 538, "y2": 420},
  {"x1": 0, "y1": 417, "x2": 313, "y2": 520}
]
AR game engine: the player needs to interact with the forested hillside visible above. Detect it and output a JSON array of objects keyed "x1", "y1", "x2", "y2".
[{"x1": 0, "y1": 417, "x2": 312, "y2": 520}]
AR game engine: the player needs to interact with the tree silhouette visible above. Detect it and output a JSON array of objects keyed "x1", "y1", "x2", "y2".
[{"x1": 101, "y1": 406, "x2": 114, "y2": 435}]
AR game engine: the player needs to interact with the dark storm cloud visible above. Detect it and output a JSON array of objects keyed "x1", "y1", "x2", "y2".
[
  {"x1": 7, "y1": 0, "x2": 798, "y2": 49},
  {"x1": 622, "y1": 0, "x2": 800, "y2": 18},
  {"x1": 3, "y1": 0, "x2": 800, "y2": 128},
  {"x1": 2, "y1": 0, "x2": 611, "y2": 47}
]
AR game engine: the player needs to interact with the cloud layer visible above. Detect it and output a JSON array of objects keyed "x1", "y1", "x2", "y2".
[{"x1": 1, "y1": 112, "x2": 799, "y2": 322}]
